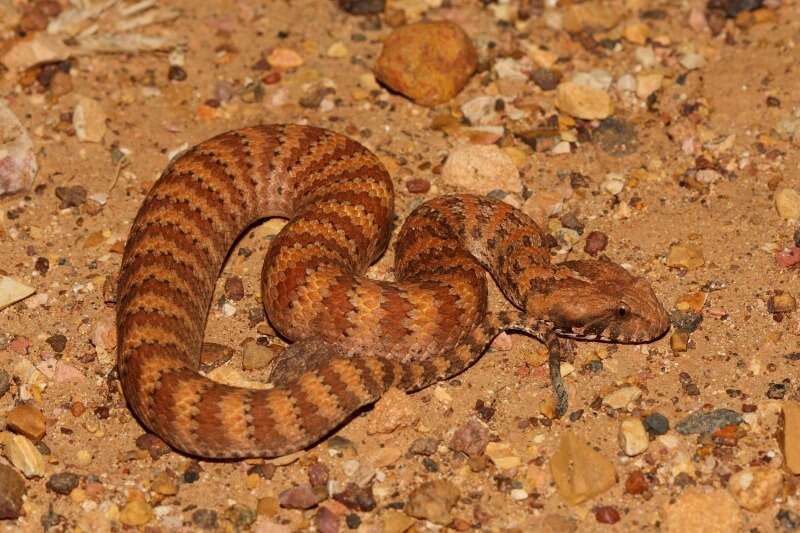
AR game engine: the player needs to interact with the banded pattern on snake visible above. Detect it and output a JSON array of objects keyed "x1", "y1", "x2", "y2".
[{"x1": 116, "y1": 124, "x2": 669, "y2": 458}]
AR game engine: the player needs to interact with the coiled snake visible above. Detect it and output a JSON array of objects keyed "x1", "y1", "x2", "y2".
[{"x1": 116, "y1": 124, "x2": 669, "y2": 458}]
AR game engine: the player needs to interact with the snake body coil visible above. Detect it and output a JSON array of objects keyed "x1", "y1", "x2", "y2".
[{"x1": 117, "y1": 125, "x2": 669, "y2": 458}]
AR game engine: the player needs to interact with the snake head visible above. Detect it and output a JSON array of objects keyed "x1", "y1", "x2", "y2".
[{"x1": 528, "y1": 258, "x2": 670, "y2": 343}]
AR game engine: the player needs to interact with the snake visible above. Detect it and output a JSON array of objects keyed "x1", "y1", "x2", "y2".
[{"x1": 116, "y1": 124, "x2": 670, "y2": 459}]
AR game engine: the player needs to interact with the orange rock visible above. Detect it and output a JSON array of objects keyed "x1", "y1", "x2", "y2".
[{"x1": 374, "y1": 21, "x2": 477, "y2": 107}]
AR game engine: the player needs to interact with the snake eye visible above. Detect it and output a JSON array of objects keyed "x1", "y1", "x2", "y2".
[{"x1": 617, "y1": 305, "x2": 629, "y2": 317}]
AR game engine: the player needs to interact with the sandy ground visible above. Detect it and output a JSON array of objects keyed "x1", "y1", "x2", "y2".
[{"x1": 1, "y1": 0, "x2": 800, "y2": 531}]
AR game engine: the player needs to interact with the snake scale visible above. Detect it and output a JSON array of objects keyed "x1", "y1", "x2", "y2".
[{"x1": 116, "y1": 124, "x2": 669, "y2": 458}]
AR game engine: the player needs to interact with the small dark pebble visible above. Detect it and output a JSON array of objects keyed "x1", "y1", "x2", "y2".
[
  {"x1": 333, "y1": 482, "x2": 376, "y2": 512},
  {"x1": 192, "y1": 508, "x2": 219, "y2": 530},
  {"x1": 559, "y1": 212, "x2": 584, "y2": 233},
  {"x1": 46, "y1": 472, "x2": 80, "y2": 495},
  {"x1": 777, "y1": 508, "x2": 800, "y2": 530},
  {"x1": 675, "y1": 408, "x2": 742, "y2": 435},
  {"x1": 669, "y1": 310, "x2": 703, "y2": 332},
  {"x1": 794, "y1": 228, "x2": 800, "y2": 248},
  {"x1": 345, "y1": 513, "x2": 361, "y2": 529},
  {"x1": 568, "y1": 409, "x2": 584, "y2": 422},
  {"x1": 55, "y1": 185, "x2": 87, "y2": 209},
  {"x1": 767, "y1": 382, "x2": 788, "y2": 399},
  {"x1": 183, "y1": 462, "x2": 203, "y2": 484},
  {"x1": 299, "y1": 89, "x2": 326, "y2": 109},
  {"x1": 673, "y1": 471, "x2": 695, "y2": 488},
  {"x1": 707, "y1": 0, "x2": 763, "y2": 18},
  {"x1": 474, "y1": 399, "x2": 495, "y2": 421},
  {"x1": 408, "y1": 436, "x2": 438, "y2": 456},
  {"x1": 199, "y1": 342, "x2": 236, "y2": 371},
  {"x1": 726, "y1": 388, "x2": 742, "y2": 398},
  {"x1": 36, "y1": 441, "x2": 51, "y2": 456},
  {"x1": 308, "y1": 462, "x2": 330, "y2": 488},
  {"x1": 594, "y1": 505, "x2": 621, "y2": 524},
  {"x1": 46, "y1": 334, "x2": 67, "y2": 353},
  {"x1": 224, "y1": 276, "x2": 245, "y2": 301},
  {"x1": 223, "y1": 504, "x2": 256, "y2": 529},
  {"x1": 316, "y1": 506, "x2": 340, "y2": 533},
  {"x1": 570, "y1": 172, "x2": 591, "y2": 189},
  {"x1": 593, "y1": 118, "x2": 638, "y2": 155},
  {"x1": 531, "y1": 68, "x2": 560, "y2": 91},
  {"x1": 767, "y1": 96, "x2": 781, "y2": 108},
  {"x1": 449, "y1": 418, "x2": 489, "y2": 458},
  {"x1": 135, "y1": 433, "x2": 171, "y2": 460},
  {"x1": 35, "y1": 257, "x2": 49, "y2": 275},
  {"x1": 584, "y1": 231, "x2": 608, "y2": 256},
  {"x1": 168, "y1": 65, "x2": 187, "y2": 81},
  {"x1": 422, "y1": 457, "x2": 439, "y2": 472},
  {"x1": 583, "y1": 359, "x2": 603, "y2": 373},
  {"x1": 742, "y1": 403, "x2": 757, "y2": 413},
  {"x1": 0, "y1": 464, "x2": 25, "y2": 519},
  {"x1": 247, "y1": 463, "x2": 276, "y2": 480},
  {"x1": 40, "y1": 509, "x2": 65, "y2": 530},
  {"x1": 338, "y1": 0, "x2": 385, "y2": 15},
  {"x1": 643, "y1": 413, "x2": 669, "y2": 436},
  {"x1": 0, "y1": 369, "x2": 10, "y2": 398}
]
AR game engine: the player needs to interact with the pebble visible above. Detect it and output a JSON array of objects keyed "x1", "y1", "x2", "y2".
[
  {"x1": 382, "y1": 510, "x2": 415, "y2": 533},
  {"x1": 775, "y1": 188, "x2": 800, "y2": 220},
  {"x1": 603, "y1": 386, "x2": 642, "y2": 410},
  {"x1": 623, "y1": 22, "x2": 650, "y2": 44},
  {"x1": 199, "y1": 342, "x2": 235, "y2": 370},
  {"x1": 45, "y1": 333, "x2": 67, "y2": 353},
  {"x1": 594, "y1": 505, "x2": 621, "y2": 524},
  {"x1": 119, "y1": 499, "x2": 153, "y2": 526},
  {"x1": 6, "y1": 404, "x2": 46, "y2": 442},
  {"x1": 625, "y1": 470, "x2": 649, "y2": 495},
  {"x1": 768, "y1": 291, "x2": 796, "y2": 313},
  {"x1": 326, "y1": 42, "x2": 349, "y2": 58},
  {"x1": 337, "y1": 0, "x2": 385, "y2": 15},
  {"x1": 135, "y1": 433, "x2": 171, "y2": 460},
  {"x1": 279, "y1": 484, "x2": 326, "y2": 509},
  {"x1": 636, "y1": 72, "x2": 663, "y2": 99},
  {"x1": 1, "y1": 431, "x2": 45, "y2": 478},
  {"x1": 550, "y1": 431, "x2": 616, "y2": 505},
  {"x1": 315, "y1": 506, "x2": 339, "y2": 533},
  {"x1": 242, "y1": 340, "x2": 278, "y2": 371},
  {"x1": 667, "y1": 243, "x2": 705, "y2": 270},
  {"x1": 670, "y1": 331, "x2": 689, "y2": 352},
  {"x1": 449, "y1": 418, "x2": 489, "y2": 457},
  {"x1": 644, "y1": 413, "x2": 670, "y2": 435},
  {"x1": 257, "y1": 496, "x2": 279, "y2": 517},
  {"x1": 572, "y1": 69, "x2": 613, "y2": 91},
  {"x1": 367, "y1": 387, "x2": 418, "y2": 434},
  {"x1": 75, "y1": 449, "x2": 93, "y2": 467},
  {"x1": 224, "y1": 276, "x2": 245, "y2": 301},
  {"x1": 555, "y1": 82, "x2": 613, "y2": 120},
  {"x1": 777, "y1": 509, "x2": 800, "y2": 530},
  {"x1": 562, "y1": 2, "x2": 621, "y2": 32},
  {"x1": 0, "y1": 101, "x2": 38, "y2": 195},
  {"x1": 0, "y1": 276, "x2": 36, "y2": 311},
  {"x1": 728, "y1": 466, "x2": 783, "y2": 511},
  {"x1": 46, "y1": 471, "x2": 79, "y2": 495},
  {"x1": 0, "y1": 463, "x2": 25, "y2": 519},
  {"x1": 584, "y1": 231, "x2": 608, "y2": 256},
  {"x1": 267, "y1": 48, "x2": 304, "y2": 69},
  {"x1": 782, "y1": 401, "x2": 800, "y2": 474},
  {"x1": 374, "y1": 21, "x2": 477, "y2": 106},
  {"x1": 0, "y1": 370, "x2": 9, "y2": 398},
  {"x1": 602, "y1": 174, "x2": 626, "y2": 195},
  {"x1": 485, "y1": 441, "x2": 521, "y2": 470},
  {"x1": 192, "y1": 508, "x2": 218, "y2": 529},
  {"x1": 676, "y1": 409, "x2": 742, "y2": 435},
  {"x1": 152, "y1": 470, "x2": 179, "y2": 496},
  {"x1": 635, "y1": 47, "x2": 657, "y2": 68},
  {"x1": 441, "y1": 144, "x2": 521, "y2": 195},
  {"x1": 510, "y1": 488, "x2": 528, "y2": 501},
  {"x1": 616, "y1": 74, "x2": 636, "y2": 92},
  {"x1": 333, "y1": 482, "x2": 376, "y2": 512},
  {"x1": 55, "y1": 185, "x2": 87, "y2": 208},
  {"x1": 680, "y1": 53, "x2": 706, "y2": 70},
  {"x1": 661, "y1": 488, "x2": 741, "y2": 533},
  {"x1": 619, "y1": 417, "x2": 649, "y2": 456},
  {"x1": 405, "y1": 480, "x2": 460, "y2": 526},
  {"x1": 73, "y1": 97, "x2": 107, "y2": 143},
  {"x1": 532, "y1": 68, "x2": 560, "y2": 91},
  {"x1": 225, "y1": 504, "x2": 257, "y2": 529}
]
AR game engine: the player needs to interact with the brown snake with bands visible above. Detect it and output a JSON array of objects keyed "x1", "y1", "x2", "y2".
[{"x1": 116, "y1": 124, "x2": 670, "y2": 459}]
